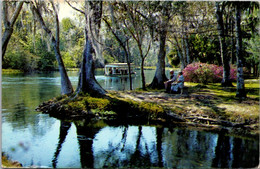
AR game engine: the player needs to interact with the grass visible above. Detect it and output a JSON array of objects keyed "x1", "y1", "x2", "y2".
[
  {"x1": 177, "y1": 80, "x2": 259, "y2": 123},
  {"x1": 2, "y1": 69, "x2": 24, "y2": 74}
]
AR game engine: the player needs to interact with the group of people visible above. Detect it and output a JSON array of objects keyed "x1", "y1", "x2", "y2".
[
  {"x1": 164, "y1": 70, "x2": 184, "y2": 93},
  {"x1": 108, "y1": 67, "x2": 128, "y2": 75}
]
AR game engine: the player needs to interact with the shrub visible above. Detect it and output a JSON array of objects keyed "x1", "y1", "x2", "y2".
[{"x1": 183, "y1": 62, "x2": 237, "y2": 84}]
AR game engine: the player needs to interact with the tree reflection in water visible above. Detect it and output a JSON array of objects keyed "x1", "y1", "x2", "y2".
[
  {"x1": 52, "y1": 121, "x2": 259, "y2": 168},
  {"x1": 52, "y1": 121, "x2": 72, "y2": 168}
]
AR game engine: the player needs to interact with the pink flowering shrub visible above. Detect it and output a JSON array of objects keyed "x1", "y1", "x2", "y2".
[{"x1": 183, "y1": 62, "x2": 237, "y2": 84}]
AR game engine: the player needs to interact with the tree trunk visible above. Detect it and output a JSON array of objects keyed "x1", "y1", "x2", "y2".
[
  {"x1": 235, "y1": 3, "x2": 246, "y2": 99},
  {"x1": 32, "y1": 13, "x2": 37, "y2": 53},
  {"x1": 69, "y1": 1, "x2": 106, "y2": 96},
  {"x1": 136, "y1": 42, "x2": 148, "y2": 91},
  {"x1": 141, "y1": 57, "x2": 146, "y2": 90},
  {"x1": 126, "y1": 40, "x2": 133, "y2": 90},
  {"x1": 149, "y1": 29, "x2": 168, "y2": 89},
  {"x1": 184, "y1": 34, "x2": 190, "y2": 65},
  {"x1": 2, "y1": 1, "x2": 24, "y2": 60},
  {"x1": 181, "y1": 36, "x2": 187, "y2": 68},
  {"x1": 31, "y1": 3, "x2": 73, "y2": 95},
  {"x1": 215, "y1": 2, "x2": 233, "y2": 87},
  {"x1": 181, "y1": 12, "x2": 189, "y2": 67},
  {"x1": 88, "y1": 1, "x2": 104, "y2": 68},
  {"x1": 76, "y1": 29, "x2": 107, "y2": 96},
  {"x1": 174, "y1": 35, "x2": 185, "y2": 70},
  {"x1": 231, "y1": 19, "x2": 235, "y2": 64}
]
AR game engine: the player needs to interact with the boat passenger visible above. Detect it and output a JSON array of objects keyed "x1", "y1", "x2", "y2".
[{"x1": 109, "y1": 68, "x2": 112, "y2": 75}]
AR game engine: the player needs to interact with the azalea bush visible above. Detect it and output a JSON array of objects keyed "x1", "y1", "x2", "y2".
[{"x1": 183, "y1": 62, "x2": 237, "y2": 84}]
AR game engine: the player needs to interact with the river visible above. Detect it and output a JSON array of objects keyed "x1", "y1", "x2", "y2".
[{"x1": 1, "y1": 70, "x2": 259, "y2": 168}]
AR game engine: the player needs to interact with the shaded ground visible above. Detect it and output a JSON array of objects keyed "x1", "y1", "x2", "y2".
[{"x1": 110, "y1": 82, "x2": 259, "y2": 135}]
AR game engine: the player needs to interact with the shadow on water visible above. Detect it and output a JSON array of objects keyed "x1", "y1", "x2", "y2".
[{"x1": 52, "y1": 120, "x2": 259, "y2": 168}]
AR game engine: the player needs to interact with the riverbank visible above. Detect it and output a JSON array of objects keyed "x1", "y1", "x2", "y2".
[
  {"x1": 2, "y1": 69, "x2": 24, "y2": 74},
  {"x1": 2, "y1": 153, "x2": 22, "y2": 168},
  {"x1": 36, "y1": 80, "x2": 259, "y2": 137},
  {"x1": 1, "y1": 68, "x2": 80, "y2": 75}
]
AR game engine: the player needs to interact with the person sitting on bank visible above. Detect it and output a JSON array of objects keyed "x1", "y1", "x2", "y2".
[
  {"x1": 171, "y1": 71, "x2": 184, "y2": 93},
  {"x1": 164, "y1": 70, "x2": 176, "y2": 93}
]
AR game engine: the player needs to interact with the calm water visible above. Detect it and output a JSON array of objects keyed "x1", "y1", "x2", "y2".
[{"x1": 1, "y1": 70, "x2": 259, "y2": 168}]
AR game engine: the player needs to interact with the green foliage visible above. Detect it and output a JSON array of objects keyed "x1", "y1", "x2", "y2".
[
  {"x1": 3, "y1": 1, "x2": 258, "y2": 74},
  {"x1": 190, "y1": 34, "x2": 219, "y2": 64},
  {"x1": 3, "y1": 39, "x2": 40, "y2": 71},
  {"x1": 61, "y1": 18, "x2": 75, "y2": 32},
  {"x1": 167, "y1": 49, "x2": 180, "y2": 66},
  {"x1": 103, "y1": 50, "x2": 116, "y2": 64},
  {"x1": 37, "y1": 51, "x2": 56, "y2": 70},
  {"x1": 103, "y1": 31, "x2": 126, "y2": 63},
  {"x1": 3, "y1": 29, "x2": 57, "y2": 71},
  {"x1": 61, "y1": 51, "x2": 77, "y2": 68},
  {"x1": 245, "y1": 34, "x2": 260, "y2": 70}
]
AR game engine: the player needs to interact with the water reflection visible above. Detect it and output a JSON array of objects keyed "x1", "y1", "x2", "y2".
[
  {"x1": 52, "y1": 121, "x2": 72, "y2": 168},
  {"x1": 62, "y1": 122, "x2": 259, "y2": 168},
  {"x1": 2, "y1": 73, "x2": 61, "y2": 131},
  {"x1": 75, "y1": 120, "x2": 103, "y2": 168}
]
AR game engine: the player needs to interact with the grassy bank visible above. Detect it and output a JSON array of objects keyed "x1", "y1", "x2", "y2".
[
  {"x1": 110, "y1": 80, "x2": 259, "y2": 135},
  {"x1": 37, "y1": 92, "x2": 165, "y2": 124},
  {"x1": 2, "y1": 69, "x2": 24, "y2": 74}
]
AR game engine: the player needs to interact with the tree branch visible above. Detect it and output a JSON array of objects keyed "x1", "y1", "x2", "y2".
[
  {"x1": 10, "y1": 1, "x2": 24, "y2": 27},
  {"x1": 65, "y1": 0, "x2": 85, "y2": 14},
  {"x1": 50, "y1": 0, "x2": 60, "y2": 49},
  {"x1": 103, "y1": 17, "x2": 128, "y2": 52},
  {"x1": 144, "y1": 40, "x2": 151, "y2": 58}
]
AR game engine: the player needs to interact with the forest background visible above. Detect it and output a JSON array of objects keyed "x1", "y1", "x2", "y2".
[{"x1": 2, "y1": 1, "x2": 259, "y2": 92}]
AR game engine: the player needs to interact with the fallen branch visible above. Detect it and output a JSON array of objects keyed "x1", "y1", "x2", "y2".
[{"x1": 185, "y1": 116, "x2": 246, "y2": 128}]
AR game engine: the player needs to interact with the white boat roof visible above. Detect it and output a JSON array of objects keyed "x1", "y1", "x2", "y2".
[{"x1": 105, "y1": 63, "x2": 134, "y2": 68}]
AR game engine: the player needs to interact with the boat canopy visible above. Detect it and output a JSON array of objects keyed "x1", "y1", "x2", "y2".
[
  {"x1": 104, "y1": 63, "x2": 135, "y2": 76},
  {"x1": 105, "y1": 63, "x2": 134, "y2": 68}
]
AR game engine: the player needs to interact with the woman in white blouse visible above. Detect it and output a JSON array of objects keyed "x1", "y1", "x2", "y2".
[{"x1": 171, "y1": 71, "x2": 184, "y2": 93}]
